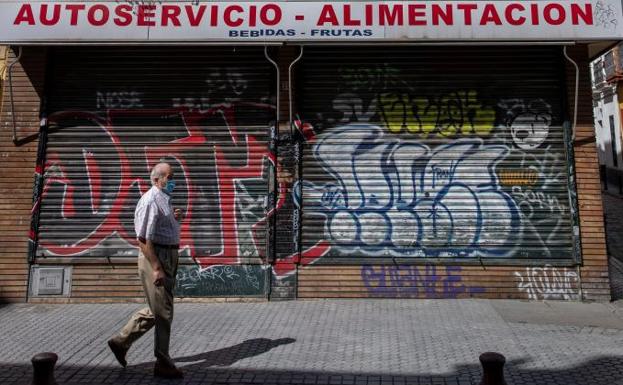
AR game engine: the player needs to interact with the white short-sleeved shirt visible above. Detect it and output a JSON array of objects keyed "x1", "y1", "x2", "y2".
[{"x1": 134, "y1": 186, "x2": 180, "y2": 245}]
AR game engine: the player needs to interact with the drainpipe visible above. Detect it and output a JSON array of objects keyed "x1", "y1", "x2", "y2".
[
  {"x1": 6, "y1": 46, "x2": 23, "y2": 144},
  {"x1": 563, "y1": 46, "x2": 579, "y2": 142},
  {"x1": 264, "y1": 46, "x2": 280, "y2": 126},
  {"x1": 562, "y1": 46, "x2": 583, "y2": 300},
  {"x1": 288, "y1": 46, "x2": 304, "y2": 135},
  {"x1": 264, "y1": 46, "x2": 280, "y2": 298}
]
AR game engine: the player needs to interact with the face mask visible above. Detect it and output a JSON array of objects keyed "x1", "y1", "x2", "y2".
[{"x1": 163, "y1": 180, "x2": 176, "y2": 195}]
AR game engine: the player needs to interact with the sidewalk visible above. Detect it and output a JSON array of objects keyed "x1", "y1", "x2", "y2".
[{"x1": 2, "y1": 299, "x2": 623, "y2": 385}]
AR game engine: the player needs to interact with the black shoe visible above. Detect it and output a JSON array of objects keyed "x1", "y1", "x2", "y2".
[
  {"x1": 107, "y1": 338, "x2": 128, "y2": 368},
  {"x1": 154, "y1": 361, "x2": 184, "y2": 379}
]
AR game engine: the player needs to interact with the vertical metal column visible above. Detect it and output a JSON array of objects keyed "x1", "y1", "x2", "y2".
[
  {"x1": 288, "y1": 47, "x2": 304, "y2": 262},
  {"x1": 264, "y1": 46, "x2": 280, "y2": 267}
]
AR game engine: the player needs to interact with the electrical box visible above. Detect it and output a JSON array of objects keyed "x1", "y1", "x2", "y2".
[{"x1": 29, "y1": 266, "x2": 72, "y2": 297}]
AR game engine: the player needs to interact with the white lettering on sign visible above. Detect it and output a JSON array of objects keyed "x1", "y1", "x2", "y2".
[{"x1": 0, "y1": 1, "x2": 621, "y2": 43}]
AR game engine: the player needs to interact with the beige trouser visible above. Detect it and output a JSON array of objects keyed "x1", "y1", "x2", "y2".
[{"x1": 112, "y1": 245, "x2": 179, "y2": 366}]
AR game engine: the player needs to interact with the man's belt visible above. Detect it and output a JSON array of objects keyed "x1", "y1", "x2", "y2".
[{"x1": 152, "y1": 243, "x2": 179, "y2": 250}]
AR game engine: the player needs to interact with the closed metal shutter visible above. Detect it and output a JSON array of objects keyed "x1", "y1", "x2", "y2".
[
  {"x1": 37, "y1": 47, "x2": 275, "y2": 296},
  {"x1": 297, "y1": 46, "x2": 574, "y2": 265}
]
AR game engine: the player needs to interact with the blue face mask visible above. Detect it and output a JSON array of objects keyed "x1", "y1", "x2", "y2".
[{"x1": 163, "y1": 180, "x2": 176, "y2": 195}]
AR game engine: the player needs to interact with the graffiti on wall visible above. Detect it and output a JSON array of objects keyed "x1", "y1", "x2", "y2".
[
  {"x1": 378, "y1": 91, "x2": 496, "y2": 137},
  {"x1": 361, "y1": 264, "x2": 485, "y2": 298},
  {"x1": 172, "y1": 67, "x2": 257, "y2": 113},
  {"x1": 329, "y1": 90, "x2": 497, "y2": 138},
  {"x1": 96, "y1": 91, "x2": 143, "y2": 109},
  {"x1": 298, "y1": 125, "x2": 522, "y2": 258},
  {"x1": 41, "y1": 104, "x2": 274, "y2": 263},
  {"x1": 36, "y1": 55, "x2": 578, "y2": 297},
  {"x1": 514, "y1": 265, "x2": 579, "y2": 300},
  {"x1": 496, "y1": 99, "x2": 568, "y2": 254},
  {"x1": 175, "y1": 264, "x2": 266, "y2": 297},
  {"x1": 594, "y1": 0, "x2": 619, "y2": 29},
  {"x1": 299, "y1": 62, "x2": 573, "y2": 261},
  {"x1": 497, "y1": 98, "x2": 553, "y2": 150},
  {"x1": 36, "y1": 63, "x2": 318, "y2": 296}
]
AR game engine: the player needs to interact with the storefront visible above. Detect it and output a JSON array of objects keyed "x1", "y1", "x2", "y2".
[{"x1": 0, "y1": 1, "x2": 619, "y2": 302}]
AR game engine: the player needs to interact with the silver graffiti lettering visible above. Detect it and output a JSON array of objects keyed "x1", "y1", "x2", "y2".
[
  {"x1": 514, "y1": 265, "x2": 579, "y2": 300},
  {"x1": 300, "y1": 124, "x2": 521, "y2": 258},
  {"x1": 96, "y1": 91, "x2": 143, "y2": 109}
]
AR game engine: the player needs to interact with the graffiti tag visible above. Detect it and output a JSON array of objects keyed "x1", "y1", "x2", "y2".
[
  {"x1": 514, "y1": 265, "x2": 579, "y2": 300},
  {"x1": 361, "y1": 264, "x2": 486, "y2": 298}
]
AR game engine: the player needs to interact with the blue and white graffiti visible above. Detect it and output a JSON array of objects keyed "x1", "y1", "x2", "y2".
[{"x1": 296, "y1": 124, "x2": 523, "y2": 258}]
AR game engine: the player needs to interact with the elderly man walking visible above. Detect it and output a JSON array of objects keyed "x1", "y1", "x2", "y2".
[{"x1": 107, "y1": 162, "x2": 184, "y2": 379}]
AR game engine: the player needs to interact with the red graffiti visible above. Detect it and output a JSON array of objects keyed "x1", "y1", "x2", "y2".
[
  {"x1": 41, "y1": 111, "x2": 133, "y2": 254},
  {"x1": 40, "y1": 107, "x2": 269, "y2": 260},
  {"x1": 37, "y1": 105, "x2": 322, "y2": 276}
]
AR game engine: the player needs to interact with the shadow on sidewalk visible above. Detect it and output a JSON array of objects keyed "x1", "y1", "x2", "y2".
[
  {"x1": 135, "y1": 337, "x2": 296, "y2": 370},
  {"x1": 2, "y1": 352, "x2": 623, "y2": 384}
]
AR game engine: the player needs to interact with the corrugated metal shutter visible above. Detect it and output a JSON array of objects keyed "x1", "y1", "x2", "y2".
[
  {"x1": 297, "y1": 46, "x2": 574, "y2": 266},
  {"x1": 37, "y1": 47, "x2": 275, "y2": 296}
]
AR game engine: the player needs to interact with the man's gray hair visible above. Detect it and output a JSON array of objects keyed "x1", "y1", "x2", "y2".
[{"x1": 150, "y1": 164, "x2": 168, "y2": 185}]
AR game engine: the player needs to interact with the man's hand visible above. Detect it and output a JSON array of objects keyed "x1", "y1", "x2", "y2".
[
  {"x1": 174, "y1": 208, "x2": 182, "y2": 221},
  {"x1": 153, "y1": 267, "x2": 166, "y2": 287}
]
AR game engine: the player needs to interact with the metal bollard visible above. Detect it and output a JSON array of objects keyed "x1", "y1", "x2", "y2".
[
  {"x1": 31, "y1": 352, "x2": 58, "y2": 385},
  {"x1": 478, "y1": 352, "x2": 507, "y2": 385}
]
